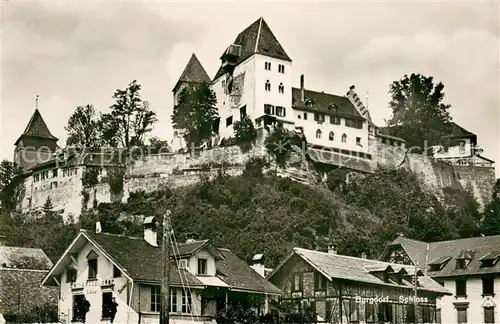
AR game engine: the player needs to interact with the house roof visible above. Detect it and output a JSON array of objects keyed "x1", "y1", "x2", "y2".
[
  {"x1": 275, "y1": 248, "x2": 449, "y2": 295},
  {"x1": 43, "y1": 230, "x2": 281, "y2": 295},
  {"x1": 270, "y1": 248, "x2": 449, "y2": 295},
  {"x1": 173, "y1": 53, "x2": 211, "y2": 92},
  {"x1": 378, "y1": 122, "x2": 476, "y2": 142},
  {"x1": 383, "y1": 235, "x2": 500, "y2": 278},
  {"x1": 14, "y1": 109, "x2": 58, "y2": 145},
  {"x1": 0, "y1": 246, "x2": 53, "y2": 270},
  {"x1": 291, "y1": 88, "x2": 364, "y2": 120},
  {"x1": 213, "y1": 17, "x2": 291, "y2": 81}
]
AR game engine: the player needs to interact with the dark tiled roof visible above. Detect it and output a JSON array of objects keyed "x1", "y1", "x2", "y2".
[
  {"x1": 384, "y1": 235, "x2": 500, "y2": 278},
  {"x1": 283, "y1": 248, "x2": 449, "y2": 295},
  {"x1": 83, "y1": 231, "x2": 280, "y2": 294},
  {"x1": 15, "y1": 109, "x2": 58, "y2": 145},
  {"x1": 379, "y1": 122, "x2": 476, "y2": 141},
  {"x1": 28, "y1": 150, "x2": 124, "y2": 172},
  {"x1": 84, "y1": 231, "x2": 204, "y2": 286},
  {"x1": 217, "y1": 248, "x2": 281, "y2": 295},
  {"x1": 0, "y1": 246, "x2": 53, "y2": 270},
  {"x1": 213, "y1": 17, "x2": 291, "y2": 81},
  {"x1": 173, "y1": 53, "x2": 211, "y2": 92},
  {"x1": 292, "y1": 88, "x2": 364, "y2": 119}
]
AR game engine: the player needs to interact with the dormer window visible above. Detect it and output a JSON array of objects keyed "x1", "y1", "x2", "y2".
[
  {"x1": 328, "y1": 103, "x2": 338, "y2": 111},
  {"x1": 428, "y1": 256, "x2": 452, "y2": 272},
  {"x1": 479, "y1": 251, "x2": 500, "y2": 268},
  {"x1": 456, "y1": 258, "x2": 466, "y2": 269},
  {"x1": 265, "y1": 80, "x2": 271, "y2": 91},
  {"x1": 305, "y1": 98, "x2": 314, "y2": 108},
  {"x1": 197, "y1": 258, "x2": 207, "y2": 275},
  {"x1": 179, "y1": 259, "x2": 188, "y2": 270}
]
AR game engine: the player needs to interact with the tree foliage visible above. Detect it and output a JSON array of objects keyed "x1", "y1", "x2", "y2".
[
  {"x1": 171, "y1": 83, "x2": 219, "y2": 147},
  {"x1": 482, "y1": 179, "x2": 500, "y2": 235},
  {"x1": 101, "y1": 80, "x2": 158, "y2": 148},
  {"x1": 0, "y1": 160, "x2": 24, "y2": 212},
  {"x1": 387, "y1": 73, "x2": 453, "y2": 152},
  {"x1": 147, "y1": 136, "x2": 171, "y2": 154},
  {"x1": 42, "y1": 197, "x2": 54, "y2": 213},
  {"x1": 65, "y1": 104, "x2": 103, "y2": 149},
  {"x1": 265, "y1": 127, "x2": 306, "y2": 168},
  {"x1": 233, "y1": 115, "x2": 258, "y2": 152}
]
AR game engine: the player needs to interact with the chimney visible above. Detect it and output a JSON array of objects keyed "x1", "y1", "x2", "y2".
[
  {"x1": 327, "y1": 244, "x2": 337, "y2": 254},
  {"x1": 361, "y1": 252, "x2": 367, "y2": 259},
  {"x1": 250, "y1": 254, "x2": 266, "y2": 277},
  {"x1": 300, "y1": 75, "x2": 305, "y2": 102},
  {"x1": 143, "y1": 216, "x2": 158, "y2": 247}
]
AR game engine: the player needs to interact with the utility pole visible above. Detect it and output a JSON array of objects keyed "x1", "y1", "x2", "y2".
[
  {"x1": 161, "y1": 210, "x2": 171, "y2": 324},
  {"x1": 414, "y1": 262, "x2": 418, "y2": 324}
]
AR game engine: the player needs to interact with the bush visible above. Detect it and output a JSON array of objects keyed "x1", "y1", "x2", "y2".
[
  {"x1": 4, "y1": 302, "x2": 58, "y2": 323},
  {"x1": 234, "y1": 115, "x2": 258, "y2": 152},
  {"x1": 264, "y1": 127, "x2": 306, "y2": 168}
]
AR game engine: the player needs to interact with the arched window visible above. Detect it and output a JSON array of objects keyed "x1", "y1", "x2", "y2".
[
  {"x1": 265, "y1": 80, "x2": 271, "y2": 91},
  {"x1": 341, "y1": 133, "x2": 347, "y2": 143},
  {"x1": 316, "y1": 129, "x2": 322, "y2": 139},
  {"x1": 329, "y1": 132, "x2": 334, "y2": 141},
  {"x1": 278, "y1": 83, "x2": 284, "y2": 94}
]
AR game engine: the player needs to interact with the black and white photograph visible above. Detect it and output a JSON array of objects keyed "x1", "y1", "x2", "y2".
[{"x1": 0, "y1": 1, "x2": 499, "y2": 323}]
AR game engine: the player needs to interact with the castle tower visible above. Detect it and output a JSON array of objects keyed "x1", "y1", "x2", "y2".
[
  {"x1": 14, "y1": 109, "x2": 59, "y2": 171},
  {"x1": 172, "y1": 53, "x2": 211, "y2": 106}
]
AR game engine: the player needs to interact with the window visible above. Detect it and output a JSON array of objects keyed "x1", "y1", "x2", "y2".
[
  {"x1": 197, "y1": 258, "x2": 207, "y2": 275},
  {"x1": 222, "y1": 80, "x2": 225, "y2": 88},
  {"x1": 484, "y1": 306, "x2": 495, "y2": 323},
  {"x1": 303, "y1": 112, "x2": 307, "y2": 120},
  {"x1": 170, "y1": 288, "x2": 178, "y2": 313},
  {"x1": 349, "y1": 299, "x2": 359, "y2": 322},
  {"x1": 88, "y1": 258, "x2": 97, "y2": 279},
  {"x1": 226, "y1": 116, "x2": 233, "y2": 127},
  {"x1": 240, "y1": 105, "x2": 247, "y2": 119},
  {"x1": 436, "y1": 309, "x2": 441, "y2": 324},
  {"x1": 356, "y1": 137, "x2": 362, "y2": 146},
  {"x1": 151, "y1": 286, "x2": 161, "y2": 312},
  {"x1": 66, "y1": 268, "x2": 77, "y2": 283},
  {"x1": 265, "y1": 80, "x2": 271, "y2": 91},
  {"x1": 341, "y1": 134, "x2": 347, "y2": 143},
  {"x1": 276, "y1": 106, "x2": 286, "y2": 117},
  {"x1": 52, "y1": 169, "x2": 57, "y2": 177},
  {"x1": 113, "y1": 265, "x2": 121, "y2": 278},
  {"x1": 314, "y1": 272, "x2": 327, "y2": 290},
  {"x1": 325, "y1": 301, "x2": 333, "y2": 322},
  {"x1": 345, "y1": 118, "x2": 363, "y2": 129},
  {"x1": 365, "y1": 303, "x2": 375, "y2": 322},
  {"x1": 264, "y1": 104, "x2": 274, "y2": 115},
  {"x1": 182, "y1": 289, "x2": 192, "y2": 314},
  {"x1": 316, "y1": 130, "x2": 322, "y2": 139},
  {"x1": 278, "y1": 64, "x2": 285, "y2": 73},
  {"x1": 422, "y1": 306, "x2": 431, "y2": 323},
  {"x1": 265, "y1": 62, "x2": 271, "y2": 70},
  {"x1": 73, "y1": 295, "x2": 85, "y2": 321},
  {"x1": 102, "y1": 292, "x2": 113, "y2": 319},
  {"x1": 482, "y1": 278, "x2": 495, "y2": 296},
  {"x1": 314, "y1": 112, "x2": 325, "y2": 123},
  {"x1": 328, "y1": 103, "x2": 338, "y2": 111},
  {"x1": 456, "y1": 280, "x2": 467, "y2": 297},
  {"x1": 329, "y1": 132, "x2": 334, "y2": 141},
  {"x1": 278, "y1": 83, "x2": 284, "y2": 94},
  {"x1": 456, "y1": 259, "x2": 466, "y2": 269},
  {"x1": 457, "y1": 307, "x2": 467, "y2": 323},
  {"x1": 179, "y1": 259, "x2": 188, "y2": 269},
  {"x1": 377, "y1": 303, "x2": 393, "y2": 322},
  {"x1": 330, "y1": 116, "x2": 340, "y2": 125},
  {"x1": 292, "y1": 273, "x2": 302, "y2": 292}
]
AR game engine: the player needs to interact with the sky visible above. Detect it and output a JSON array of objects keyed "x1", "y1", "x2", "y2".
[{"x1": 1, "y1": 0, "x2": 499, "y2": 176}]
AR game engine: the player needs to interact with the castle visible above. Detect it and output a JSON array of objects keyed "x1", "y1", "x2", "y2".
[{"x1": 11, "y1": 17, "x2": 495, "y2": 220}]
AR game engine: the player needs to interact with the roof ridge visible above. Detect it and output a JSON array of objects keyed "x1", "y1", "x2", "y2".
[
  {"x1": 293, "y1": 87, "x2": 348, "y2": 99},
  {"x1": 85, "y1": 229, "x2": 143, "y2": 241},
  {"x1": 429, "y1": 234, "x2": 500, "y2": 246}
]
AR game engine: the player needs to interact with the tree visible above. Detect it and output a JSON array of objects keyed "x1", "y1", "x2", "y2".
[
  {"x1": 171, "y1": 83, "x2": 219, "y2": 147},
  {"x1": 65, "y1": 104, "x2": 103, "y2": 149},
  {"x1": 482, "y1": 179, "x2": 500, "y2": 235},
  {"x1": 147, "y1": 137, "x2": 171, "y2": 154},
  {"x1": 233, "y1": 115, "x2": 258, "y2": 152},
  {"x1": 101, "y1": 80, "x2": 158, "y2": 148},
  {"x1": 0, "y1": 160, "x2": 24, "y2": 212},
  {"x1": 264, "y1": 127, "x2": 306, "y2": 168},
  {"x1": 387, "y1": 73, "x2": 454, "y2": 152},
  {"x1": 42, "y1": 197, "x2": 54, "y2": 213}
]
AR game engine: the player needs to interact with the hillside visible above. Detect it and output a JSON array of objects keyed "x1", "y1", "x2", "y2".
[{"x1": 2, "y1": 158, "x2": 495, "y2": 269}]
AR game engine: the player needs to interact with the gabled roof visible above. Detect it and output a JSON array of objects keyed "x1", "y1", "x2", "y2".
[
  {"x1": 213, "y1": 17, "x2": 291, "y2": 81},
  {"x1": 0, "y1": 245, "x2": 53, "y2": 270},
  {"x1": 42, "y1": 230, "x2": 281, "y2": 295},
  {"x1": 173, "y1": 53, "x2": 211, "y2": 92},
  {"x1": 291, "y1": 88, "x2": 364, "y2": 120},
  {"x1": 383, "y1": 235, "x2": 500, "y2": 278},
  {"x1": 270, "y1": 248, "x2": 449, "y2": 295},
  {"x1": 15, "y1": 109, "x2": 58, "y2": 145}
]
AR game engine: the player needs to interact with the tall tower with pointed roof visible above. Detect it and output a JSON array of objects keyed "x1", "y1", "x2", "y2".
[
  {"x1": 209, "y1": 17, "x2": 294, "y2": 140},
  {"x1": 172, "y1": 53, "x2": 211, "y2": 106},
  {"x1": 14, "y1": 109, "x2": 59, "y2": 171}
]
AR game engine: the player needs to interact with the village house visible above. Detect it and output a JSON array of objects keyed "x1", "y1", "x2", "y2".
[
  {"x1": 268, "y1": 246, "x2": 450, "y2": 323},
  {"x1": 380, "y1": 235, "x2": 500, "y2": 324},
  {"x1": 41, "y1": 217, "x2": 281, "y2": 324},
  {"x1": 0, "y1": 235, "x2": 58, "y2": 319}
]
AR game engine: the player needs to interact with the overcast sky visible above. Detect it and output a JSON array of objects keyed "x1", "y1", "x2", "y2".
[{"x1": 1, "y1": 0, "x2": 499, "y2": 176}]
